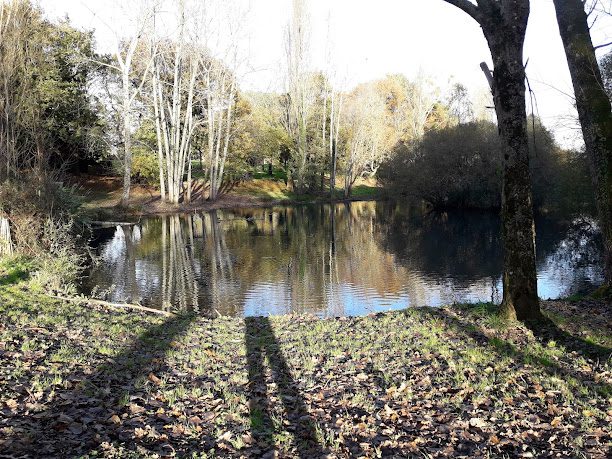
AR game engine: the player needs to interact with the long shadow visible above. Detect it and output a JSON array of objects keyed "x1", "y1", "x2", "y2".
[
  {"x1": 524, "y1": 315, "x2": 611, "y2": 362},
  {"x1": 2, "y1": 312, "x2": 204, "y2": 458},
  {"x1": 408, "y1": 307, "x2": 611, "y2": 395},
  {"x1": 245, "y1": 316, "x2": 323, "y2": 457}
]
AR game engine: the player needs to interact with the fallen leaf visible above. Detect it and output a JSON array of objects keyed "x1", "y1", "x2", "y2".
[
  {"x1": 148, "y1": 372, "x2": 162, "y2": 386},
  {"x1": 469, "y1": 417, "x2": 487, "y2": 429}
]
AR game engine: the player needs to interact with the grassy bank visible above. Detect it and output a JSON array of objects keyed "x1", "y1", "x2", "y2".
[
  {"x1": 75, "y1": 174, "x2": 383, "y2": 221},
  {"x1": 0, "y1": 268, "x2": 610, "y2": 458}
]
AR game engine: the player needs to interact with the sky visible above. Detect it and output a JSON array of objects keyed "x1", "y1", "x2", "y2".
[{"x1": 40, "y1": 0, "x2": 612, "y2": 148}]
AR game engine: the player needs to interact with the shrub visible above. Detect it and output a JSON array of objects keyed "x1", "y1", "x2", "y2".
[
  {"x1": 30, "y1": 217, "x2": 86, "y2": 293},
  {"x1": 131, "y1": 150, "x2": 159, "y2": 185},
  {"x1": 379, "y1": 119, "x2": 595, "y2": 213},
  {"x1": 0, "y1": 172, "x2": 86, "y2": 289},
  {"x1": 379, "y1": 121, "x2": 502, "y2": 209}
]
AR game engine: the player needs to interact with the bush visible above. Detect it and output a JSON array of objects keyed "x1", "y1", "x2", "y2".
[
  {"x1": 0, "y1": 173, "x2": 86, "y2": 289},
  {"x1": 379, "y1": 121, "x2": 502, "y2": 208},
  {"x1": 379, "y1": 119, "x2": 595, "y2": 213},
  {"x1": 30, "y1": 217, "x2": 86, "y2": 293},
  {"x1": 131, "y1": 150, "x2": 159, "y2": 185}
]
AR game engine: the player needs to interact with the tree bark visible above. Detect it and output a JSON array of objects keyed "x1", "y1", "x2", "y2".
[
  {"x1": 120, "y1": 85, "x2": 131, "y2": 207},
  {"x1": 330, "y1": 138, "x2": 337, "y2": 197},
  {"x1": 552, "y1": 0, "x2": 612, "y2": 286},
  {"x1": 491, "y1": 40, "x2": 540, "y2": 320},
  {"x1": 443, "y1": 0, "x2": 541, "y2": 320}
]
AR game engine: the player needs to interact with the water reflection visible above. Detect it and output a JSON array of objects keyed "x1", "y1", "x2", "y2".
[{"x1": 83, "y1": 201, "x2": 604, "y2": 317}]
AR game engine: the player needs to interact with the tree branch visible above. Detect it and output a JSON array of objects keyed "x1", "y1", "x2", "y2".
[
  {"x1": 442, "y1": 0, "x2": 482, "y2": 23},
  {"x1": 480, "y1": 62, "x2": 494, "y2": 91},
  {"x1": 594, "y1": 39, "x2": 612, "y2": 50}
]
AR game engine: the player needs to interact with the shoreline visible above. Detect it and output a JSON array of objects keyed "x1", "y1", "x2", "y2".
[
  {"x1": 76, "y1": 174, "x2": 387, "y2": 221},
  {"x1": 87, "y1": 192, "x2": 388, "y2": 221}
]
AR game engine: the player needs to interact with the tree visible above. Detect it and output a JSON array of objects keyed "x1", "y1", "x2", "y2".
[
  {"x1": 405, "y1": 70, "x2": 438, "y2": 140},
  {"x1": 379, "y1": 117, "x2": 590, "y2": 213},
  {"x1": 442, "y1": 0, "x2": 541, "y2": 320},
  {"x1": 201, "y1": 57, "x2": 238, "y2": 201},
  {"x1": 0, "y1": 0, "x2": 101, "y2": 177},
  {"x1": 97, "y1": 1, "x2": 155, "y2": 207},
  {"x1": 150, "y1": 1, "x2": 199, "y2": 205},
  {"x1": 599, "y1": 50, "x2": 612, "y2": 99},
  {"x1": 447, "y1": 83, "x2": 474, "y2": 124},
  {"x1": 552, "y1": 0, "x2": 612, "y2": 287},
  {"x1": 341, "y1": 82, "x2": 393, "y2": 197},
  {"x1": 283, "y1": 0, "x2": 316, "y2": 192}
]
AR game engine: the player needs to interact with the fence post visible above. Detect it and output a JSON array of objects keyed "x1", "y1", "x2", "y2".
[{"x1": 0, "y1": 216, "x2": 14, "y2": 256}]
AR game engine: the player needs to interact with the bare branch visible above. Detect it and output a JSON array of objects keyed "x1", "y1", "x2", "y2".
[
  {"x1": 594, "y1": 40, "x2": 612, "y2": 49},
  {"x1": 441, "y1": 0, "x2": 482, "y2": 23},
  {"x1": 480, "y1": 62, "x2": 494, "y2": 91}
]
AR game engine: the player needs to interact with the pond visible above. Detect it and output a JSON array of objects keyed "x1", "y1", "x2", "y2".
[{"x1": 82, "y1": 201, "x2": 604, "y2": 317}]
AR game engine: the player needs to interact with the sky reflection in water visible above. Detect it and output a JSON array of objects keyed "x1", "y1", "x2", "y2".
[{"x1": 83, "y1": 201, "x2": 604, "y2": 317}]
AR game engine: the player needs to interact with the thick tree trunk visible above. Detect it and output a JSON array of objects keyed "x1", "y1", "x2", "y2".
[
  {"x1": 553, "y1": 0, "x2": 612, "y2": 286},
  {"x1": 443, "y1": 0, "x2": 540, "y2": 320},
  {"x1": 482, "y1": 13, "x2": 540, "y2": 320},
  {"x1": 490, "y1": 41, "x2": 540, "y2": 320}
]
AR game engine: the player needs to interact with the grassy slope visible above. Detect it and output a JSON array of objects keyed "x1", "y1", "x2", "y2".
[{"x1": 0, "y1": 262, "x2": 610, "y2": 458}]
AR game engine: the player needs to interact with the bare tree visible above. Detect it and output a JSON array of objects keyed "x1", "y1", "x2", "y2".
[
  {"x1": 329, "y1": 88, "x2": 343, "y2": 196},
  {"x1": 552, "y1": 0, "x2": 612, "y2": 287},
  {"x1": 405, "y1": 70, "x2": 438, "y2": 140},
  {"x1": 342, "y1": 83, "x2": 389, "y2": 197},
  {"x1": 442, "y1": 0, "x2": 541, "y2": 320},
  {"x1": 320, "y1": 14, "x2": 344, "y2": 196},
  {"x1": 203, "y1": 58, "x2": 238, "y2": 201},
  {"x1": 447, "y1": 82, "x2": 475, "y2": 124},
  {"x1": 106, "y1": 3, "x2": 156, "y2": 207},
  {"x1": 150, "y1": 0, "x2": 199, "y2": 205},
  {"x1": 284, "y1": 0, "x2": 316, "y2": 192}
]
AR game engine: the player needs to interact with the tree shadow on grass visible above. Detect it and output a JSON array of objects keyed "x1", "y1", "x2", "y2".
[
  {"x1": 456, "y1": 303, "x2": 611, "y2": 361},
  {"x1": 245, "y1": 316, "x2": 323, "y2": 458},
  {"x1": 524, "y1": 315, "x2": 611, "y2": 362},
  {"x1": 2, "y1": 312, "x2": 205, "y2": 458},
  {"x1": 408, "y1": 307, "x2": 611, "y2": 396}
]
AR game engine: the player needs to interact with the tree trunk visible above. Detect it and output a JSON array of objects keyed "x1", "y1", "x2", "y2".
[
  {"x1": 484, "y1": 18, "x2": 540, "y2": 321},
  {"x1": 330, "y1": 139, "x2": 336, "y2": 198},
  {"x1": 152, "y1": 65, "x2": 166, "y2": 202},
  {"x1": 186, "y1": 153, "x2": 192, "y2": 204},
  {"x1": 443, "y1": 0, "x2": 540, "y2": 320},
  {"x1": 553, "y1": 0, "x2": 612, "y2": 286},
  {"x1": 120, "y1": 98, "x2": 131, "y2": 207},
  {"x1": 0, "y1": 216, "x2": 13, "y2": 256},
  {"x1": 492, "y1": 43, "x2": 540, "y2": 320}
]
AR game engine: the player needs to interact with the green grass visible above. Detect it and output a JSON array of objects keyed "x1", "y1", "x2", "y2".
[
  {"x1": 0, "y1": 256, "x2": 32, "y2": 285},
  {"x1": 251, "y1": 168, "x2": 288, "y2": 181},
  {"x1": 233, "y1": 179, "x2": 382, "y2": 203},
  {"x1": 0, "y1": 270, "x2": 609, "y2": 458}
]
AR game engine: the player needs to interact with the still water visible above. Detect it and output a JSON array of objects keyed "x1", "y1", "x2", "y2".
[{"x1": 82, "y1": 201, "x2": 604, "y2": 317}]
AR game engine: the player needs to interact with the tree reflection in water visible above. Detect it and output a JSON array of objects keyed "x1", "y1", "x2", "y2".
[{"x1": 84, "y1": 202, "x2": 604, "y2": 316}]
